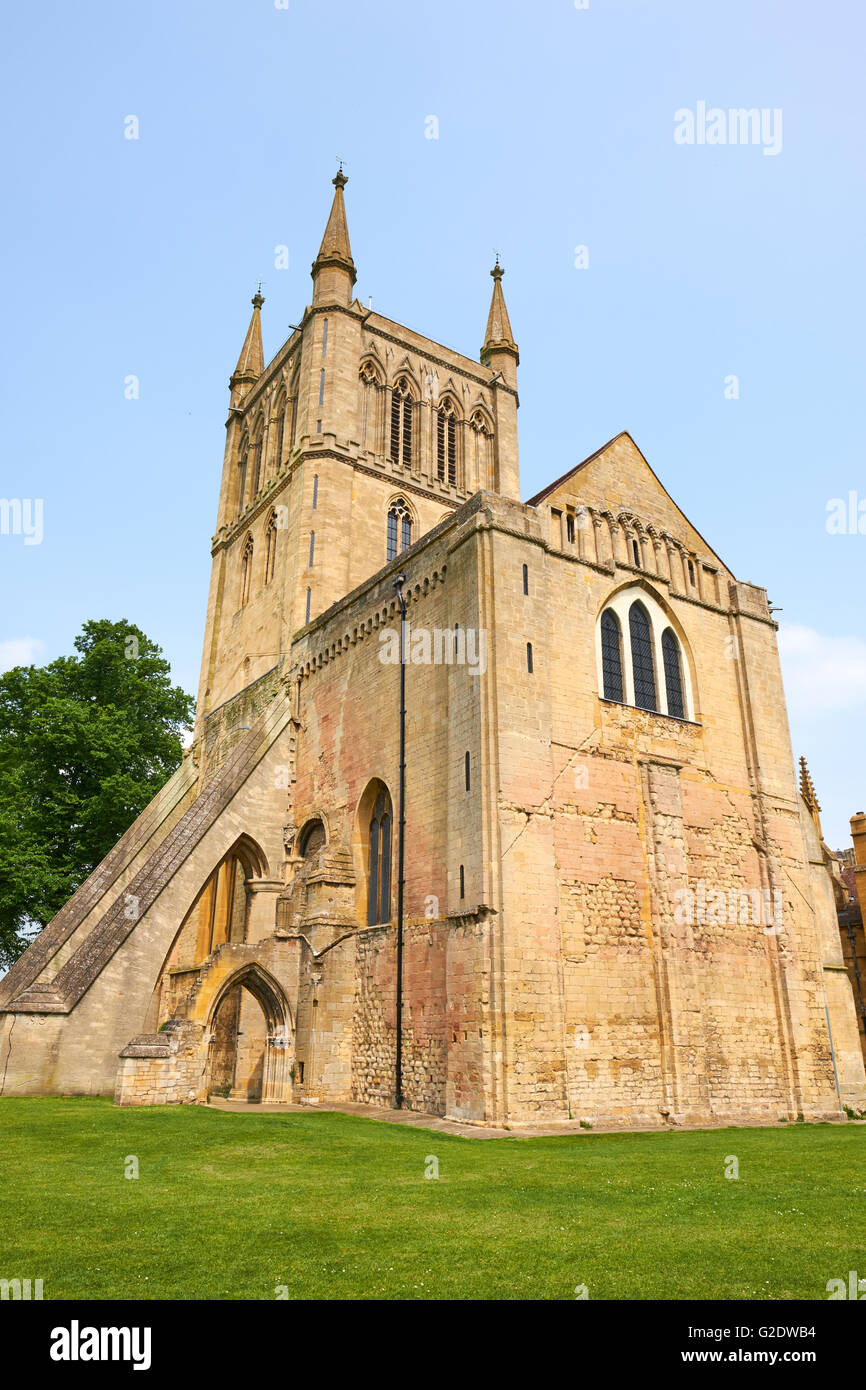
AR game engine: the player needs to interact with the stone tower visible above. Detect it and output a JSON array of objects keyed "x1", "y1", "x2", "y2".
[
  {"x1": 1, "y1": 175, "x2": 864, "y2": 1127},
  {"x1": 195, "y1": 172, "x2": 520, "y2": 727}
]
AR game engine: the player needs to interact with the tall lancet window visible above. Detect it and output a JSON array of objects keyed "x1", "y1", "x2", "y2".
[
  {"x1": 437, "y1": 398, "x2": 458, "y2": 486},
  {"x1": 288, "y1": 361, "x2": 300, "y2": 447},
  {"x1": 367, "y1": 787, "x2": 393, "y2": 925},
  {"x1": 264, "y1": 511, "x2": 278, "y2": 585},
  {"x1": 250, "y1": 416, "x2": 265, "y2": 496},
  {"x1": 389, "y1": 376, "x2": 413, "y2": 466},
  {"x1": 470, "y1": 410, "x2": 493, "y2": 486},
  {"x1": 629, "y1": 601, "x2": 657, "y2": 712},
  {"x1": 236, "y1": 435, "x2": 249, "y2": 517},
  {"x1": 600, "y1": 609, "x2": 624, "y2": 703},
  {"x1": 240, "y1": 535, "x2": 254, "y2": 607},
  {"x1": 662, "y1": 628, "x2": 685, "y2": 719},
  {"x1": 272, "y1": 393, "x2": 286, "y2": 476},
  {"x1": 386, "y1": 498, "x2": 412, "y2": 562},
  {"x1": 360, "y1": 360, "x2": 382, "y2": 453}
]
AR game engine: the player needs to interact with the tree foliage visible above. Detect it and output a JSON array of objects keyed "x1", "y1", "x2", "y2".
[{"x1": 0, "y1": 620, "x2": 194, "y2": 967}]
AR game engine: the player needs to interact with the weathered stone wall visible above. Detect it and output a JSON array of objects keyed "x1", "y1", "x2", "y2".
[
  {"x1": 484, "y1": 450, "x2": 865, "y2": 1123},
  {"x1": 115, "y1": 1022, "x2": 205, "y2": 1107}
]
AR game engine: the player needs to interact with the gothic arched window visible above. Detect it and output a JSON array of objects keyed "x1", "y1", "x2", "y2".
[
  {"x1": 437, "y1": 398, "x2": 458, "y2": 485},
  {"x1": 386, "y1": 498, "x2": 412, "y2": 563},
  {"x1": 600, "y1": 609, "x2": 624, "y2": 702},
  {"x1": 298, "y1": 819, "x2": 326, "y2": 859},
  {"x1": 629, "y1": 601, "x2": 657, "y2": 712},
  {"x1": 240, "y1": 535, "x2": 254, "y2": 607},
  {"x1": 597, "y1": 587, "x2": 693, "y2": 719},
  {"x1": 389, "y1": 376, "x2": 413, "y2": 466},
  {"x1": 264, "y1": 511, "x2": 278, "y2": 585},
  {"x1": 662, "y1": 627, "x2": 685, "y2": 719},
  {"x1": 367, "y1": 788, "x2": 393, "y2": 925}
]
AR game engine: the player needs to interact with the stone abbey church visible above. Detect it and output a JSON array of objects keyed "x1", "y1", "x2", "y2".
[{"x1": 2, "y1": 174, "x2": 864, "y2": 1126}]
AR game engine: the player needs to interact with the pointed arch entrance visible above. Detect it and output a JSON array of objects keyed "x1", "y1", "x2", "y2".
[{"x1": 206, "y1": 964, "x2": 292, "y2": 1104}]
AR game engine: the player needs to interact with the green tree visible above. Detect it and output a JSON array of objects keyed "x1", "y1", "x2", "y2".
[{"x1": 0, "y1": 619, "x2": 195, "y2": 967}]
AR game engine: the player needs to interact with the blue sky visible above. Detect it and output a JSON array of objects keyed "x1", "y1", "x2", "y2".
[{"x1": 0, "y1": 0, "x2": 863, "y2": 846}]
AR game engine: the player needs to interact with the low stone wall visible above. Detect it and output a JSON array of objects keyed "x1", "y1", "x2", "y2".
[{"x1": 114, "y1": 1021, "x2": 206, "y2": 1106}]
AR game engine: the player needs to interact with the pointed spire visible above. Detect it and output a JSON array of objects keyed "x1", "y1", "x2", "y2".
[
  {"x1": 311, "y1": 169, "x2": 357, "y2": 305},
  {"x1": 481, "y1": 259, "x2": 519, "y2": 378},
  {"x1": 230, "y1": 289, "x2": 265, "y2": 404}
]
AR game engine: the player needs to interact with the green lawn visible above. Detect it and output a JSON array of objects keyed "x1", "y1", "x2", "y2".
[{"x1": 0, "y1": 1099, "x2": 863, "y2": 1300}]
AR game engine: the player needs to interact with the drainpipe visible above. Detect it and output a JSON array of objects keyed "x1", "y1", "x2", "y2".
[{"x1": 393, "y1": 573, "x2": 407, "y2": 1110}]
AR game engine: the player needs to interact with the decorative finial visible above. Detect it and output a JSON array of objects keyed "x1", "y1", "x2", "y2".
[
  {"x1": 252, "y1": 281, "x2": 265, "y2": 310},
  {"x1": 491, "y1": 250, "x2": 504, "y2": 281},
  {"x1": 334, "y1": 157, "x2": 348, "y2": 190}
]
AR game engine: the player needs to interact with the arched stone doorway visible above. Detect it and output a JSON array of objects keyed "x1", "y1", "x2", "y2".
[{"x1": 205, "y1": 964, "x2": 292, "y2": 1104}]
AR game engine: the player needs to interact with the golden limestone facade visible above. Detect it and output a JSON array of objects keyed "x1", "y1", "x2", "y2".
[{"x1": 1, "y1": 176, "x2": 863, "y2": 1126}]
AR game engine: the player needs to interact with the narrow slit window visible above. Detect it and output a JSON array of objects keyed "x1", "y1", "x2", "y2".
[
  {"x1": 318, "y1": 370, "x2": 325, "y2": 406},
  {"x1": 527, "y1": 641, "x2": 534, "y2": 674},
  {"x1": 251, "y1": 430, "x2": 264, "y2": 495},
  {"x1": 632, "y1": 538, "x2": 641, "y2": 567},
  {"x1": 305, "y1": 587, "x2": 311, "y2": 624},
  {"x1": 274, "y1": 402, "x2": 286, "y2": 473},
  {"x1": 308, "y1": 532, "x2": 315, "y2": 567},
  {"x1": 465, "y1": 751, "x2": 471, "y2": 791},
  {"x1": 522, "y1": 563, "x2": 529, "y2": 595},
  {"x1": 459, "y1": 865, "x2": 465, "y2": 900},
  {"x1": 240, "y1": 536, "x2": 254, "y2": 607},
  {"x1": 600, "y1": 609, "x2": 624, "y2": 702},
  {"x1": 321, "y1": 318, "x2": 328, "y2": 355},
  {"x1": 264, "y1": 512, "x2": 277, "y2": 585},
  {"x1": 629, "y1": 602, "x2": 657, "y2": 712},
  {"x1": 236, "y1": 447, "x2": 249, "y2": 517},
  {"x1": 312, "y1": 474, "x2": 318, "y2": 509},
  {"x1": 567, "y1": 514, "x2": 575, "y2": 544}
]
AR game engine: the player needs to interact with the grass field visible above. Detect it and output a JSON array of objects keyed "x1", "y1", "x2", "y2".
[{"x1": 0, "y1": 1099, "x2": 863, "y2": 1300}]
